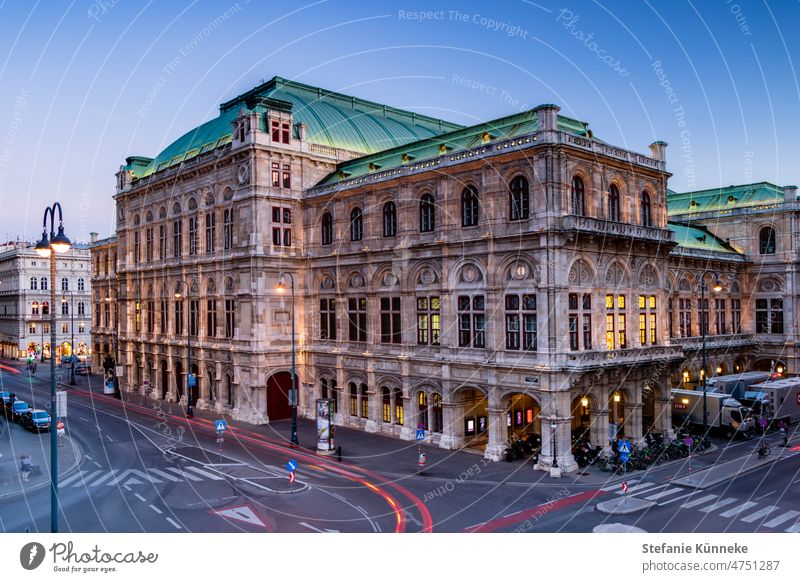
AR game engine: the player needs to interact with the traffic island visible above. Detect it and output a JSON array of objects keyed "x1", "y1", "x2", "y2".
[
  {"x1": 593, "y1": 523, "x2": 648, "y2": 533},
  {"x1": 595, "y1": 496, "x2": 656, "y2": 515}
]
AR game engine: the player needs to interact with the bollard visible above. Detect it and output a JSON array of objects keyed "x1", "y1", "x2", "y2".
[{"x1": 337, "y1": 445, "x2": 342, "y2": 462}]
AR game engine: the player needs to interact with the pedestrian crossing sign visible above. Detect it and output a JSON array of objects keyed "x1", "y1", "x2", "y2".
[
  {"x1": 416, "y1": 429, "x2": 426, "y2": 441},
  {"x1": 215, "y1": 420, "x2": 227, "y2": 432},
  {"x1": 618, "y1": 440, "x2": 631, "y2": 454}
]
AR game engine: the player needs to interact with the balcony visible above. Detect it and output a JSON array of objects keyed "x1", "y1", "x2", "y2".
[
  {"x1": 561, "y1": 215, "x2": 676, "y2": 245},
  {"x1": 671, "y1": 334, "x2": 756, "y2": 350},
  {"x1": 565, "y1": 345, "x2": 684, "y2": 370}
]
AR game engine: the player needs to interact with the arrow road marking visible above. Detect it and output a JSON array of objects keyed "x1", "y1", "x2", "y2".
[
  {"x1": 147, "y1": 468, "x2": 182, "y2": 482},
  {"x1": 215, "y1": 506, "x2": 267, "y2": 528}
]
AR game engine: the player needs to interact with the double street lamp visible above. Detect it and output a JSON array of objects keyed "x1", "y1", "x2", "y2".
[
  {"x1": 103, "y1": 294, "x2": 120, "y2": 397},
  {"x1": 276, "y1": 272, "x2": 298, "y2": 446},
  {"x1": 174, "y1": 281, "x2": 194, "y2": 418},
  {"x1": 700, "y1": 273, "x2": 723, "y2": 433},
  {"x1": 34, "y1": 201, "x2": 72, "y2": 534}
]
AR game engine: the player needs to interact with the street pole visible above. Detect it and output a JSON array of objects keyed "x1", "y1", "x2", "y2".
[
  {"x1": 701, "y1": 280, "x2": 708, "y2": 432},
  {"x1": 278, "y1": 273, "x2": 298, "y2": 446},
  {"x1": 35, "y1": 201, "x2": 72, "y2": 535},
  {"x1": 63, "y1": 291, "x2": 75, "y2": 385},
  {"x1": 175, "y1": 281, "x2": 192, "y2": 418},
  {"x1": 40, "y1": 306, "x2": 45, "y2": 363},
  {"x1": 551, "y1": 419, "x2": 558, "y2": 469}
]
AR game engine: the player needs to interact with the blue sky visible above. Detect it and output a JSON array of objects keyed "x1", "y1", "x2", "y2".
[{"x1": 0, "y1": 0, "x2": 798, "y2": 241}]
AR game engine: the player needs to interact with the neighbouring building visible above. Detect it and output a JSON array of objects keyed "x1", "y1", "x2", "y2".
[
  {"x1": 88, "y1": 233, "x2": 119, "y2": 373},
  {"x1": 101, "y1": 75, "x2": 799, "y2": 471},
  {"x1": 0, "y1": 240, "x2": 92, "y2": 361}
]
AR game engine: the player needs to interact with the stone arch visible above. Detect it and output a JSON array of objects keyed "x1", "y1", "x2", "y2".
[
  {"x1": 637, "y1": 263, "x2": 659, "y2": 289},
  {"x1": 499, "y1": 253, "x2": 541, "y2": 285},
  {"x1": 448, "y1": 259, "x2": 486, "y2": 289},
  {"x1": 566, "y1": 258, "x2": 595, "y2": 287},
  {"x1": 756, "y1": 276, "x2": 784, "y2": 293},
  {"x1": 678, "y1": 272, "x2": 695, "y2": 293},
  {"x1": 372, "y1": 265, "x2": 401, "y2": 290},
  {"x1": 188, "y1": 197, "x2": 198, "y2": 211},
  {"x1": 605, "y1": 260, "x2": 630, "y2": 288},
  {"x1": 158, "y1": 206, "x2": 167, "y2": 219},
  {"x1": 206, "y1": 277, "x2": 216, "y2": 295},
  {"x1": 145, "y1": 210, "x2": 153, "y2": 222},
  {"x1": 345, "y1": 267, "x2": 368, "y2": 290},
  {"x1": 172, "y1": 201, "x2": 181, "y2": 215},
  {"x1": 317, "y1": 271, "x2": 336, "y2": 291},
  {"x1": 406, "y1": 261, "x2": 441, "y2": 288}
]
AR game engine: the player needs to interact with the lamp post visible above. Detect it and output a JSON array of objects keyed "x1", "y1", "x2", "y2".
[
  {"x1": 61, "y1": 290, "x2": 76, "y2": 385},
  {"x1": 550, "y1": 418, "x2": 558, "y2": 469},
  {"x1": 277, "y1": 272, "x2": 298, "y2": 446},
  {"x1": 103, "y1": 294, "x2": 120, "y2": 397},
  {"x1": 700, "y1": 273, "x2": 723, "y2": 433},
  {"x1": 174, "y1": 281, "x2": 193, "y2": 418},
  {"x1": 34, "y1": 201, "x2": 72, "y2": 534},
  {"x1": 39, "y1": 301, "x2": 46, "y2": 362}
]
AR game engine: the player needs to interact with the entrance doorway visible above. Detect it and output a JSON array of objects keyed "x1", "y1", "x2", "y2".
[
  {"x1": 267, "y1": 372, "x2": 293, "y2": 420},
  {"x1": 506, "y1": 393, "x2": 541, "y2": 441}
]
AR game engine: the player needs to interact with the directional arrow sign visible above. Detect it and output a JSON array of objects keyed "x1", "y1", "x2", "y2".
[
  {"x1": 215, "y1": 505, "x2": 267, "y2": 529},
  {"x1": 286, "y1": 459, "x2": 298, "y2": 472}
]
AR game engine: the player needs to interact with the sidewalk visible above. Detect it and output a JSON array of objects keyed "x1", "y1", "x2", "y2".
[{"x1": 0, "y1": 414, "x2": 81, "y2": 500}]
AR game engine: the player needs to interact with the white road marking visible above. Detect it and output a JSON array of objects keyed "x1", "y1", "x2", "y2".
[
  {"x1": 763, "y1": 510, "x2": 800, "y2": 529},
  {"x1": 165, "y1": 517, "x2": 181, "y2": 529},
  {"x1": 299, "y1": 521, "x2": 339, "y2": 533},
  {"x1": 59, "y1": 471, "x2": 86, "y2": 487},
  {"x1": 698, "y1": 498, "x2": 737, "y2": 514},
  {"x1": 166, "y1": 467, "x2": 203, "y2": 481},
  {"x1": 658, "y1": 491, "x2": 699, "y2": 506},
  {"x1": 123, "y1": 485, "x2": 131, "y2": 491},
  {"x1": 741, "y1": 505, "x2": 780, "y2": 523},
  {"x1": 753, "y1": 490, "x2": 774, "y2": 501},
  {"x1": 404, "y1": 510, "x2": 424, "y2": 528},
  {"x1": 134, "y1": 493, "x2": 147, "y2": 503},
  {"x1": 105, "y1": 435, "x2": 113, "y2": 442},
  {"x1": 785, "y1": 522, "x2": 800, "y2": 533},
  {"x1": 185, "y1": 466, "x2": 225, "y2": 480},
  {"x1": 618, "y1": 483, "x2": 666, "y2": 496},
  {"x1": 601, "y1": 479, "x2": 639, "y2": 492},
  {"x1": 681, "y1": 494, "x2": 718, "y2": 509},
  {"x1": 149, "y1": 505, "x2": 163, "y2": 515},
  {"x1": 644, "y1": 487, "x2": 684, "y2": 501},
  {"x1": 719, "y1": 501, "x2": 758, "y2": 518},
  {"x1": 147, "y1": 468, "x2": 182, "y2": 482},
  {"x1": 92, "y1": 461, "x2": 102, "y2": 468},
  {"x1": 71, "y1": 470, "x2": 103, "y2": 487},
  {"x1": 89, "y1": 470, "x2": 117, "y2": 487}
]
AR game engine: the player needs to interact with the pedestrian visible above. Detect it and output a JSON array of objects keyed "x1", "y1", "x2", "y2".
[
  {"x1": 779, "y1": 421, "x2": 788, "y2": 447},
  {"x1": 19, "y1": 453, "x2": 32, "y2": 481}
]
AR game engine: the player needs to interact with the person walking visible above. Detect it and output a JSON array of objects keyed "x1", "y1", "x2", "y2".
[
  {"x1": 779, "y1": 421, "x2": 788, "y2": 447},
  {"x1": 19, "y1": 453, "x2": 32, "y2": 481}
]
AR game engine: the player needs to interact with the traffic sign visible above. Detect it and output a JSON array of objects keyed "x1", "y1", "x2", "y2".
[
  {"x1": 188, "y1": 374, "x2": 197, "y2": 388},
  {"x1": 618, "y1": 440, "x2": 631, "y2": 463},
  {"x1": 288, "y1": 471, "x2": 296, "y2": 484},
  {"x1": 684, "y1": 437, "x2": 694, "y2": 448},
  {"x1": 286, "y1": 459, "x2": 297, "y2": 472},
  {"x1": 115, "y1": 366, "x2": 123, "y2": 377},
  {"x1": 415, "y1": 429, "x2": 426, "y2": 441},
  {"x1": 215, "y1": 419, "x2": 228, "y2": 432},
  {"x1": 621, "y1": 481, "x2": 628, "y2": 494},
  {"x1": 56, "y1": 421, "x2": 65, "y2": 437}
]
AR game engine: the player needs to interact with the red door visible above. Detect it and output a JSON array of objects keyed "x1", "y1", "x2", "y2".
[{"x1": 267, "y1": 372, "x2": 293, "y2": 420}]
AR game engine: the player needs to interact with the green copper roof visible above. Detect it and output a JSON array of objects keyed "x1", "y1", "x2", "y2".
[
  {"x1": 667, "y1": 182, "x2": 785, "y2": 215},
  {"x1": 317, "y1": 108, "x2": 593, "y2": 186},
  {"x1": 134, "y1": 76, "x2": 463, "y2": 180},
  {"x1": 668, "y1": 221, "x2": 741, "y2": 255}
]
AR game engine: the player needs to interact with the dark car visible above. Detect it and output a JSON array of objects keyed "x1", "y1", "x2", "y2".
[
  {"x1": 21, "y1": 409, "x2": 51, "y2": 433},
  {"x1": 10, "y1": 400, "x2": 31, "y2": 422},
  {"x1": 0, "y1": 391, "x2": 10, "y2": 407},
  {"x1": 74, "y1": 363, "x2": 92, "y2": 376}
]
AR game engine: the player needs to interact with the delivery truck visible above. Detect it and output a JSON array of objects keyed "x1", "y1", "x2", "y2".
[
  {"x1": 672, "y1": 388, "x2": 755, "y2": 437},
  {"x1": 704, "y1": 372, "x2": 773, "y2": 426},
  {"x1": 745, "y1": 378, "x2": 800, "y2": 425}
]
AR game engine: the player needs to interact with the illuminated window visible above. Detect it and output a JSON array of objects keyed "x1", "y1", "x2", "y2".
[{"x1": 417, "y1": 297, "x2": 440, "y2": 346}]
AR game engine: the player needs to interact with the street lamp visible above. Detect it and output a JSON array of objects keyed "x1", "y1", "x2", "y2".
[
  {"x1": 700, "y1": 273, "x2": 722, "y2": 433},
  {"x1": 550, "y1": 417, "x2": 558, "y2": 469},
  {"x1": 34, "y1": 201, "x2": 71, "y2": 534},
  {"x1": 276, "y1": 272, "x2": 298, "y2": 446},
  {"x1": 62, "y1": 290, "x2": 76, "y2": 385},
  {"x1": 103, "y1": 294, "x2": 120, "y2": 397},
  {"x1": 174, "y1": 281, "x2": 193, "y2": 418}
]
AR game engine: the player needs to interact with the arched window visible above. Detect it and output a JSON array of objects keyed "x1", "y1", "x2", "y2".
[
  {"x1": 759, "y1": 226, "x2": 776, "y2": 254},
  {"x1": 418, "y1": 391, "x2": 429, "y2": 430},
  {"x1": 432, "y1": 393, "x2": 443, "y2": 432},
  {"x1": 461, "y1": 185, "x2": 479, "y2": 227},
  {"x1": 41, "y1": 277, "x2": 48, "y2": 291},
  {"x1": 31, "y1": 302, "x2": 39, "y2": 315},
  {"x1": 382, "y1": 387, "x2": 391, "y2": 422},
  {"x1": 571, "y1": 176, "x2": 585, "y2": 216},
  {"x1": 77, "y1": 302, "x2": 85, "y2": 315},
  {"x1": 608, "y1": 184, "x2": 620, "y2": 222},
  {"x1": 321, "y1": 212, "x2": 333, "y2": 246},
  {"x1": 350, "y1": 207, "x2": 363, "y2": 241},
  {"x1": 419, "y1": 194, "x2": 435, "y2": 232},
  {"x1": 349, "y1": 382, "x2": 358, "y2": 416},
  {"x1": 61, "y1": 301, "x2": 69, "y2": 315},
  {"x1": 226, "y1": 372, "x2": 235, "y2": 408},
  {"x1": 640, "y1": 191, "x2": 652, "y2": 227},
  {"x1": 77, "y1": 278, "x2": 85, "y2": 291},
  {"x1": 360, "y1": 383, "x2": 369, "y2": 418},
  {"x1": 394, "y1": 387, "x2": 404, "y2": 426},
  {"x1": 61, "y1": 277, "x2": 69, "y2": 291},
  {"x1": 321, "y1": 379, "x2": 329, "y2": 400},
  {"x1": 41, "y1": 301, "x2": 49, "y2": 315},
  {"x1": 382, "y1": 201, "x2": 397, "y2": 237},
  {"x1": 30, "y1": 277, "x2": 37, "y2": 290},
  {"x1": 509, "y1": 176, "x2": 529, "y2": 221}
]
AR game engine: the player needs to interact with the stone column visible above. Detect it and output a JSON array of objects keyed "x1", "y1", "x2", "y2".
[
  {"x1": 484, "y1": 407, "x2": 506, "y2": 462},
  {"x1": 624, "y1": 402, "x2": 644, "y2": 443},
  {"x1": 439, "y1": 402, "x2": 462, "y2": 450},
  {"x1": 590, "y1": 407, "x2": 610, "y2": 452},
  {"x1": 399, "y1": 378, "x2": 414, "y2": 441},
  {"x1": 364, "y1": 369, "x2": 379, "y2": 433},
  {"x1": 166, "y1": 354, "x2": 177, "y2": 403},
  {"x1": 657, "y1": 397, "x2": 676, "y2": 439}
]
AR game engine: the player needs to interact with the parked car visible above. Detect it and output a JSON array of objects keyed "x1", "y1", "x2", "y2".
[
  {"x1": 75, "y1": 363, "x2": 92, "y2": 376},
  {"x1": 20, "y1": 409, "x2": 51, "y2": 433},
  {"x1": 10, "y1": 400, "x2": 31, "y2": 422},
  {"x1": 61, "y1": 355, "x2": 79, "y2": 365},
  {"x1": 0, "y1": 391, "x2": 10, "y2": 407}
]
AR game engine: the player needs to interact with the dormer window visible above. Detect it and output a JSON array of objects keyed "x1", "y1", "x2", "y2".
[{"x1": 271, "y1": 119, "x2": 290, "y2": 144}]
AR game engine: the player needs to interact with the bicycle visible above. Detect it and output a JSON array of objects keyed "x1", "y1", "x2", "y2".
[{"x1": 757, "y1": 442, "x2": 771, "y2": 459}]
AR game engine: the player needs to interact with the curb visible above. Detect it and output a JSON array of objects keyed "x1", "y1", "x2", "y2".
[
  {"x1": 595, "y1": 497, "x2": 656, "y2": 515},
  {"x1": 0, "y1": 434, "x2": 83, "y2": 501}
]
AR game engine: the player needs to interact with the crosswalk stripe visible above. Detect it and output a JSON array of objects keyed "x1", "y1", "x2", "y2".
[
  {"x1": 681, "y1": 494, "x2": 718, "y2": 509},
  {"x1": 147, "y1": 468, "x2": 182, "y2": 482},
  {"x1": 72, "y1": 470, "x2": 103, "y2": 487},
  {"x1": 784, "y1": 522, "x2": 800, "y2": 533},
  {"x1": 658, "y1": 490, "x2": 699, "y2": 506},
  {"x1": 719, "y1": 501, "x2": 758, "y2": 518},
  {"x1": 644, "y1": 487, "x2": 684, "y2": 501},
  {"x1": 618, "y1": 482, "x2": 663, "y2": 497},
  {"x1": 166, "y1": 467, "x2": 203, "y2": 482},
  {"x1": 763, "y1": 510, "x2": 800, "y2": 529},
  {"x1": 59, "y1": 471, "x2": 86, "y2": 487},
  {"x1": 185, "y1": 466, "x2": 225, "y2": 481},
  {"x1": 89, "y1": 470, "x2": 117, "y2": 487},
  {"x1": 601, "y1": 479, "x2": 640, "y2": 492},
  {"x1": 699, "y1": 498, "x2": 737, "y2": 513},
  {"x1": 741, "y1": 505, "x2": 780, "y2": 523}
]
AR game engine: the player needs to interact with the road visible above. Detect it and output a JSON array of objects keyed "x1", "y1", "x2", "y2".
[{"x1": 0, "y1": 367, "x2": 430, "y2": 533}]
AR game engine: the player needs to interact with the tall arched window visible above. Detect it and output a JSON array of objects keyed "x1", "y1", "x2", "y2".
[
  {"x1": 608, "y1": 184, "x2": 620, "y2": 222},
  {"x1": 31, "y1": 302, "x2": 39, "y2": 315},
  {"x1": 350, "y1": 208, "x2": 363, "y2": 242},
  {"x1": 420, "y1": 194, "x2": 435, "y2": 232},
  {"x1": 61, "y1": 301, "x2": 69, "y2": 315},
  {"x1": 432, "y1": 393, "x2": 443, "y2": 433},
  {"x1": 360, "y1": 383, "x2": 369, "y2": 418},
  {"x1": 41, "y1": 301, "x2": 49, "y2": 315},
  {"x1": 77, "y1": 302, "x2": 85, "y2": 315},
  {"x1": 77, "y1": 278, "x2": 85, "y2": 291},
  {"x1": 382, "y1": 387, "x2": 391, "y2": 422},
  {"x1": 571, "y1": 176, "x2": 585, "y2": 216},
  {"x1": 30, "y1": 277, "x2": 37, "y2": 290},
  {"x1": 61, "y1": 277, "x2": 69, "y2": 291},
  {"x1": 41, "y1": 277, "x2": 48, "y2": 291},
  {"x1": 418, "y1": 392, "x2": 429, "y2": 430},
  {"x1": 759, "y1": 226, "x2": 776, "y2": 254},
  {"x1": 640, "y1": 191, "x2": 652, "y2": 226},
  {"x1": 461, "y1": 185, "x2": 479, "y2": 227},
  {"x1": 394, "y1": 387, "x2": 404, "y2": 426},
  {"x1": 321, "y1": 212, "x2": 333, "y2": 246},
  {"x1": 509, "y1": 176, "x2": 529, "y2": 221},
  {"x1": 382, "y1": 201, "x2": 397, "y2": 237}
]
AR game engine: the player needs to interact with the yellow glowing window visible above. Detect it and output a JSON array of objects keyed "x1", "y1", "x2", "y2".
[
  {"x1": 617, "y1": 295, "x2": 626, "y2": 309},
  {"x1": 605, "y1": 294, "x2": 614, "y2": 309},
  {"x1": 639, "y1": 295, "x2": 646, "y2": 309},
  {"x1": 649, "y1": 295, "x2": 656, "y2": 309},
  {"x1": 606, "y1": 314, "x2": 614, "y2": 349},
  {"x1": 639, "y1": 314, "x2": 646, "y2": 344}
]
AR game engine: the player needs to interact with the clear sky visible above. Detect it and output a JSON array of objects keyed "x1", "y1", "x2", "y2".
[{"x1": 0, "y1": 0, "x2": 798, "y2": 242}]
